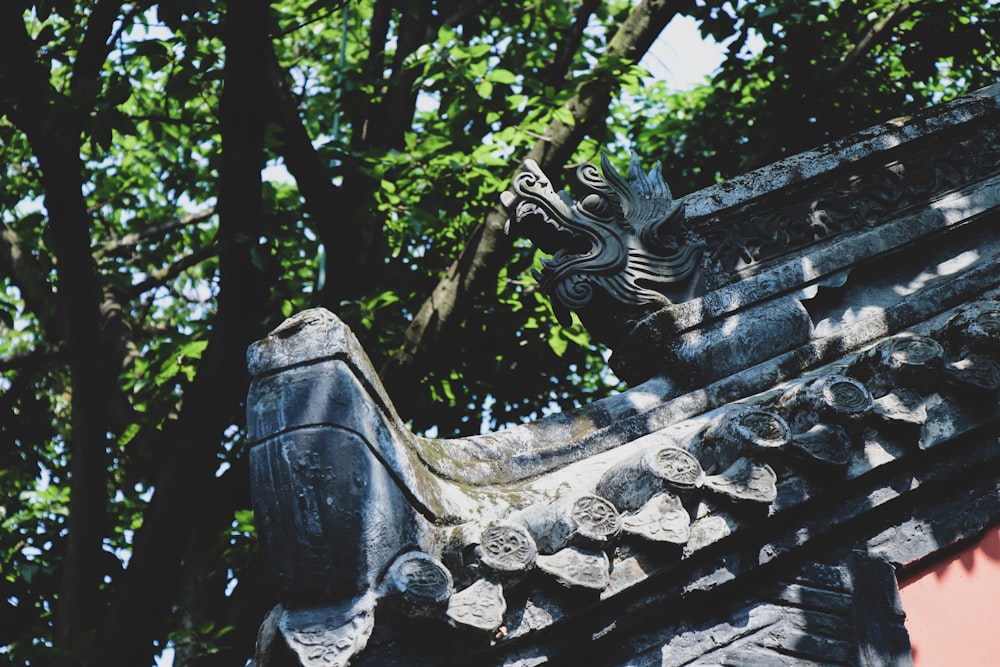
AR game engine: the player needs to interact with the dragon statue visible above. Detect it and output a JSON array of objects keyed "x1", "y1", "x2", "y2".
[{"x1": 502, "y1": 152, "x2": 705, "y2": 324}]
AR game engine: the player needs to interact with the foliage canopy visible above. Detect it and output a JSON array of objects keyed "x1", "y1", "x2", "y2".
[{"x1": 1, "y1": 0, "x2": 997, "y2": 664}]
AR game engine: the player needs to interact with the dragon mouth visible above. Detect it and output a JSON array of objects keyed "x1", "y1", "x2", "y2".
[
  {"x1": 511, "y1": 201, "x2": 590, "y2": 256},
  {"x1": 502, "y1": 160, "x2": 592, "y2": 255}
]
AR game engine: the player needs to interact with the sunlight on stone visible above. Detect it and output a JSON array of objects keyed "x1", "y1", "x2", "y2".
[
  {"x1": 813, "y1": 305, "x2": 888, "y2": 338},
  {"x1": 936, "y1": 249, "x2": 980, "y2": 276},
  {"x1": 894, "y1": 250, "x2": 980, "y2": 296},
  {"x1": 720, "y1": 313, "x2": 741, "y2": 337}
]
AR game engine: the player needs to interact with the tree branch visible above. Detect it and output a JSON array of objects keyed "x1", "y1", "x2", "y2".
[
  {"x1": 0, "y1": 6, "x2": 51, "y2": 134},
  {"x1": 126, "y1": 113, "x2": 220, "y2": 128},
  {"x1": 381, "y1": 0, "x2": 683, "y2": 410},
  {"x1": 0, "y1": 220, "x2": 60, "y2": 337},
  {"x1": 70, "y1": 0, "x2": 125, "y2": 100},
  {"x1": 263, "y1": 47, "x2": 346, "y2": 220},
  {"x1": 96, "y1": 207, "x2": 216, "y2": 259},
  {"x1": 319, "y1": 1, "x2": 434, "y2": 302},
  {"x1": 87, "y1": 2, "x2": 272, "y2": 664},
  {"x1": 0, "y1": 8, "x2": 119, "y2": 655},
  {"x1": 262, "y1": 1, "x2": 425, "y2": 303},
  {"x1": 831, "y1": 1, "x2": 915, "y2": 80},
  {"x1": 362, "y1": 0, "x2": 391, "y2": 90},
  {"x1": 440, "y1": 0, "x2": 493, "y2": 29},
  {"x1": 126, "y1": 245, "x2": 217, "y2": 297},
  {"x1": 544, "y1": 0, "x2": 602, "y2": 87},
  {"x1": 261, "y1": 42, "x2": 357, "y2": 299}
]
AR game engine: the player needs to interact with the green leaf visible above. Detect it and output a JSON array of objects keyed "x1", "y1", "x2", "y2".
[
  {"x1": 487, "y1": 68, "x2": 517, "y2": 84},
  {"x1": 552, "y1": 106, "x2": 575, "y2": 127},
  {"x1": 547, "y1": 328, "x2": 568, "y2": 357},
  {"x1": 476, "y1": 80, "x2": 494, "y2": 99}
]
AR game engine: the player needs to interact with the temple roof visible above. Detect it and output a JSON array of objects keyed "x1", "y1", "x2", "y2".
[{"x1": 247, "y1": 85, "x2": 1000, "y2": 667}]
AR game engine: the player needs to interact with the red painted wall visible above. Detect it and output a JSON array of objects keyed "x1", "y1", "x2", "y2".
[{"x1": 898, "y1": 524, "x2": 1000, "y2": 666}]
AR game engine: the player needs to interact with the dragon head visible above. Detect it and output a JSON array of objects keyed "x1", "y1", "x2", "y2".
[{"x1": 503, "y1": 152, "x2": 704, "y2": 325}]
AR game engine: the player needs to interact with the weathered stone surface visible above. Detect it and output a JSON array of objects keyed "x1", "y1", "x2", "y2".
[
  {"x1": 696, "y1": 408, "x2": 790, "y2": 472},
  {"x1": 595, "y1": 443, "x2": 703, "y2": 511},
  {"x1": 964, "y1": 308, "x2": 1000, "y2": 354},
  {"x1": 277, "y1": 597, "x2": 376, "y2": 667},
  {"x1": 517, "y1": 494, "x2": 620, "y2": 554},
  {"x1": 621, "y1": 492, "x2": 690, "y2": 544},
  {"x1": 569, "y1": 495, "x2": 622, "y2": 543},
  {"x1": 702, "y1": 458, "x2": 777, "y2": 505},
  {"x1": 249, "y1": 427, "x2": 422, "y2": 605},
  {"x1": 780, "y1": 374, "x2": 874, "y2": 436},
  {"x1": 872, "y1": 389, "x2": 927, "y2": 433},
  {"x1": 477, "y1": 523, "x2": 538, "y2": 572},
  {"x1": 684, "y1": 513, "x2": 737, "y2": 553},
  {"x1": 879, "y1": 334, "x2": 944, "y2": 390},
  {"x1": 536, "y1": 547, "x2": 611, "y2": 590},
  {"x1": 248, "y1": 85, "x2": 1000, "y2": 667},
  {"x1": 789, "y1": 422, "x2": 851, "y2": 468},
  {"x1": 446, "y1": 579, "x2": 507, "y2": 633},
  {"x1": 384, "y1": 551, "x2": 452, "y2": 608},
  {"x1": 614, "y1": 295, "x2": 814, "y2": 387},
  {"x1": 945, "y1": 353, "x2": 1000, "y2": 395},
  {"x1": 648, "y1": 557, "x2": 914, "y2": 667}
]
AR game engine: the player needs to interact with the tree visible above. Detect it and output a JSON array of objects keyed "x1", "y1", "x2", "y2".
[{"x1": 1, "y1": 1, "x2": 997, "y2": 665}]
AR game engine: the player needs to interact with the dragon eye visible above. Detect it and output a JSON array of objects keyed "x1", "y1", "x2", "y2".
[{"x1": 581, "y1": 193, "x2": 606, "y2": 212}]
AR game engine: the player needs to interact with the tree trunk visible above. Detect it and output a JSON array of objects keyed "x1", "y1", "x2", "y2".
[{"x1": 381, "y1": 0, "x2": 684, "y2": 413}]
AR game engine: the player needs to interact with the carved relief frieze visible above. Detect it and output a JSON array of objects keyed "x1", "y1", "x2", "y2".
[
  {"x1": 700, "y1": 123, "x2": 1000, "y2": 288},
  {"x1": 502, "y1": 124, "x2": 1000, "y2": 321}
]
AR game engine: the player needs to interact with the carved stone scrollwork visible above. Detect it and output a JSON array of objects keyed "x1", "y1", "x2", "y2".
[
  {"x1": 569, "y1": 495, "x2": 622, "y2": 544},
  {"x1": 696, "y1": 408, "x2": 790, "y2": 473},
  {"x1": 651, "y1": 445, "x2": 705, "y2": 490},
  {"x1": 517, "y1": 494, "x2": 620, "y2": 554},
  {"x1": 855, "y1": 333, "x2": 945, "y2": 395},
  {"x1": 781, "y1": 375, "x2": 874, "y2": 435},
  {"x1": 818, "y1": 376, "x2": 874, "y2": 418},
  {"x1": 384, "y1": 551, "x2": 453, "y2": 612},
  {"x1": 734, "y1": 410, "x2": 792, "y2": 450},
  {"x1": 502, "y1": 153, "x2": 704, "y2": 323},
  {"x1": 701, "y1": 123, "x2": 1000, "y2": 286},
  {"x1": 595, "y1": 444, "x2": 704, "y2": 512},
  {"x1": 477, "y1": 523, "x2": 538, "y2": 573},
  {"x1": 881, "y1": 334, "x2": 944, "y2": 371}
]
